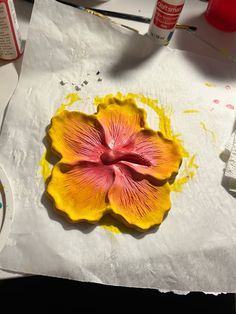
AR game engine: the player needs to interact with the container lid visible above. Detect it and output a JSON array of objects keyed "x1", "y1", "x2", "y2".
[{"x1": 0, "y1": 166, "x2": 14, "y2": 253}]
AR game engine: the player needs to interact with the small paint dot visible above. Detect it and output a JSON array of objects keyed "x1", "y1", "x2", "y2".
[
  {"x1": 75, "y1": 85, "x2": 81, "y2": 91},
  {"x1": 226, "y1": 104, "x2": 235, "y2": 110},
  {"x1": 213, "y1": 99, "x2": 220, "y2": 104},
  {"x1": 60, "y1": 80, "x2": 66, "y2": 86},
  {"x1": 0, "y1": 202, "x2": 2, "y2": 209},
  {"x1": 205, "y1": 82, "x2": 216, "y2": 87},
  {"x1": 225, "y1": 85, "x2": 231, "y2": 90}
]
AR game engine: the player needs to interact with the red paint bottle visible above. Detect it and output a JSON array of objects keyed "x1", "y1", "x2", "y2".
[
  {"x1": 205, "y1": 0, "x2": 236, "y2": 32},
  {"x1": 0, "y1": 0, "x2": 23, "y2": 61}
]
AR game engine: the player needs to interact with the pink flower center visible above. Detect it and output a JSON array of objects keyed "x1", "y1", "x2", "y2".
[{"x1": 100, "y1": 149, "x2": 151, "y2": 166}]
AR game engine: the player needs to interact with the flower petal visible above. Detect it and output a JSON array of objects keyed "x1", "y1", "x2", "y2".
[
  {"x1": 47, "y1": 161, "x2": 114, "y2": 222},
  {"x1": 108, "y1": 165, "x2": 171, "y2": 231},
  {"x1": 120, "y1": 130, "x2": 182, "y2": 180},
  {"x1": 96, "y1": 97, "x2": 146, "y2": 149},
  {"x1": 48, "y1": 110, "x2": 106, "y2": 163}
]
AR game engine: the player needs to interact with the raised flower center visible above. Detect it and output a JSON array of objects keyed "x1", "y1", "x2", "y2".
[{"x1": 100, "y1": 149, "x2": 151, "y2": 166}]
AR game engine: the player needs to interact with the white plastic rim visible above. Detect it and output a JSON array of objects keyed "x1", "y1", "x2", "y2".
[{"x1": 0, "y1": 166, "x2": 14, "y2": 253}]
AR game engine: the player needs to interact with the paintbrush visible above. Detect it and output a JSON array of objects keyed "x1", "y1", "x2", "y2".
[
  {"x1": 85, "y1": 7, "x2": 197, "y2": 32},
  {"x1": 56, "y1": 1, "x2": 197, "y2": 32}
]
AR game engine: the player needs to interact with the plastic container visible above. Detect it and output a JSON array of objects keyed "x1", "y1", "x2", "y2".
[
  {"x1": 205, "y1": 0, "x2": 236, "y2": 32},
  {"x1": 148, "y1": 0, "x2": 185, "y2": 45},
  {"x1": 0, "y1": 0, "x2": 23, "y2": 61}
]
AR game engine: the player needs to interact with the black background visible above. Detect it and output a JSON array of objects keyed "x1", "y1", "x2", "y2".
[{"x1": 0, "y1": 276, "x2": 235, "y2": 313}]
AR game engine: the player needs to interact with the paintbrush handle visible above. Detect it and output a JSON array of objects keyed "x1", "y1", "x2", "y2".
[
  {"x1": 56, "y1": 1, "x2": 197, "y2": 32},
  {"x1": 87, "y1": 7, "x2": 151, "y2": 24},
  {"x1": 85, "y1": 7, "x2": 197, "y2": 31}
]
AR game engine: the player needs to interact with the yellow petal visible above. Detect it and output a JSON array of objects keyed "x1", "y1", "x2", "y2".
[
  {"x1": 96, "y1": 97, "x2": 147, "y2": 149},
  {"x1": 48, "y1": 110, "x2": 106, "y2": 163},
  {"x1": 47, "y1": 162, "x2": 114, "y2": 222},
  {"x1": 108, "y1": 165, "x2": 171, "y2": 231}
]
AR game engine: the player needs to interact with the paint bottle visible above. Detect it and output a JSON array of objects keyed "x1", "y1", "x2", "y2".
[
  {"x1": 148, "y1": 0, "x2": 185, "y2": 45},
  {"x1": 0, "y1": 0, "x2": 23, "y2": 61}
]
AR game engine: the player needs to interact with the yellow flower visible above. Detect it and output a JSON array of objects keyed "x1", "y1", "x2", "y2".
[{"x1": 47, "y1": 97, "x2": 182, "y2": 231}]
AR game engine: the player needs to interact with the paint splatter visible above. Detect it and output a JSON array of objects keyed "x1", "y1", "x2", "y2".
[
  {"x1": 60, "y1": 80, "x2": 67, "y2": 86},
  {"x1": 219, "y1": 48, "x2": 229, "y2": 56},
  {"x1": 183, "y1": 109, "x2": 200, "y2": 114},
  {"x1": 170, "y1": 154, "x2": 198, "y2": 192},
  {"x1": 55, "y1": 93, "x2": 81, "y2": 115},
  {"x1": 99, "y1": 215, "x2": 131, "y2": 234},
  {"x1": 39, "y1": 151, "x2": 52, "y2": 182},
  {"x1": 75, "y1": 86, "x2": 81, "y2": 91},
  {"x1": 200, "y1": 121, "x2": 217, "y2": 143},
  {"x1": 226, "y1": 104, "x2": 235, "y2": 110},
  {"x1": 0, "y1": 202, "x2": 2, "y2": 209},
  {"x1": 218, "y1": 48, "x2": 236, "y2": 63},
  {"x1": 205, "y1": 82, "x2": 216, "y2": 88},
  {"x1": 213, "y1": 99, "x2": 220, "y2": 104}
]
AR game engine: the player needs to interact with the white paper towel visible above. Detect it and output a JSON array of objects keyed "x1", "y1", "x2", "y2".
[
  {"x1": 0, "y1": 63, "x2": 18, "y2": 127},
  {"x1": 0, "y1": 0, "x2": 236, "y2": 293}
]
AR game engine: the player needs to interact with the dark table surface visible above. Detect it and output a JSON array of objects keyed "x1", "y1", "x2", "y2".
[{"x1": 0, "y1": 276, "x2": 235, "y2": 313}]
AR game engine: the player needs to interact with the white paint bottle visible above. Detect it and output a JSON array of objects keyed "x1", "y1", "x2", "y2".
[
  {"x1": 148, "y1": 0, "x2": 185, "y2": 45},
  {"x1": 0, "y1": 0, "x2": 23, "y2": 61}
]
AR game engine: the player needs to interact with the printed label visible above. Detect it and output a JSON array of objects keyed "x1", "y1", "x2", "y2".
[
  {"x1": 154, "y1": 10, "x2": 179, "y2": 29},
  {"x1": 8, "y1": 0, "x2": 23, "y2": 53},
  {"x1": 157, "y1": 0, "x2": 184, "y2": 15},
  {"x1": 154, "y1": 0, "x2": 184, "y2": 30},
  {"x1": 0, "y1": 2, "x2": 17, "y2": 59}
]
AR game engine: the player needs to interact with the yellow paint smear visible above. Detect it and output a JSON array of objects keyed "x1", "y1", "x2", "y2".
[
  {"x1": 101, "y1": 222, "x2": 121, "y2": 234},
  {"x1": 95, "y1": 92, "x2": 188, "y2": 157},
  {"x1": 132, "y1": 93, "x2": 189, "y2": 158},
  {"x1": 55, "y1": 93, "x2": 80, "y2": 115},
  {"x1": 133, "y1": 93, "x2": 174, "y2": 140},
  {"x1": 170, "y1": 154, "x2": 198, "y2": 192},
  {"x1": 183, "y1": 109, "x2": 200, "y2": 114},
  {"x1": 204, "y1": 82, "x2": 216, "y2": 88},
  {"x1": 219, "y1": 48, "x2": 229, "y2": 57},
  {"x1": 100, "y1": 215, "x2": 131, "y2": 234},
  {"x1": 200, "y1": 121, "x2": 217, "y2": 143},
  {"x1": 39, "y1": 151, "x2": 52, "y2": 183}
]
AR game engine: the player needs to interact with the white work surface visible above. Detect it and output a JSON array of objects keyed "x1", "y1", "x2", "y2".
[{"x1": 0, "y1": 0, "x2": 236, "y2": 291}]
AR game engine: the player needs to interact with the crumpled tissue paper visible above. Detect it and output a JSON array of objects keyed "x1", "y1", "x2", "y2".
[{"x1": 0, "y1": 0, "x2": 236, "y2": 293}]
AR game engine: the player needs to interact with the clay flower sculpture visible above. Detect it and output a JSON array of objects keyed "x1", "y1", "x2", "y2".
[{"x1": 47, "y1": 97, "x2": 182, "y2": 231}]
